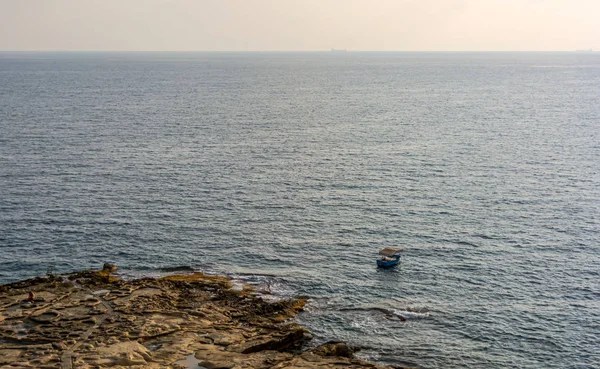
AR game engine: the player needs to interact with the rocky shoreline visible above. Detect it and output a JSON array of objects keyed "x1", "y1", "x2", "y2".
[{"x1": 0, "y1": 265, "x2": 405, "y2": 368}]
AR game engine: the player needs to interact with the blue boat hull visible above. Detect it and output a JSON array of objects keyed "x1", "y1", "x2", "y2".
[{"x1": 376, "y1": 257, "x2": 400, "y2": 268}]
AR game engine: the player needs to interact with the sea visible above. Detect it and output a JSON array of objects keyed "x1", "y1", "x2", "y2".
[{"x1": 0, "y1": 51, "x2": 599, "y2": 368}]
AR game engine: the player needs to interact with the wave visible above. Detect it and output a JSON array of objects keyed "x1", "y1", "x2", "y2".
[
  {"x1": 339, "y1": 306, "x2": 430, "y2": 321},
  {"x1": 392, "y1": 309, "x2": 430, "y2": 320}
]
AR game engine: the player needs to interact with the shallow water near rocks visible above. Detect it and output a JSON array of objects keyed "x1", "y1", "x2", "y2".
[
  {"x1": 1, "y1": 51, "x2": 599, "y2": 368},
  {"x1": 174, "y1": 354, "x2": 202, "y2": 369}
]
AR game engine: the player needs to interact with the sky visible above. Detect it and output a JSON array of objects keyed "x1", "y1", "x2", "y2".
[{"x1": 0, "y1": 0, "x2": 598, "y2": 51}]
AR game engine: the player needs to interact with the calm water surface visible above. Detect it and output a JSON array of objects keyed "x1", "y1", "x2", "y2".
[{"x1": 1, "y1": 52, "x2": 599, "y2": 368}]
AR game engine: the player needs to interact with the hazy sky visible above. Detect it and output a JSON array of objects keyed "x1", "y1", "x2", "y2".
[{"x1": 1, "y1": 0, "x2": 598, "y2": 51}]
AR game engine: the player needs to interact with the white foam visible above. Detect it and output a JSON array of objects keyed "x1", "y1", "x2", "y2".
[{"x1": 393, "y1": 310, "x2": 430, "y2": 319}]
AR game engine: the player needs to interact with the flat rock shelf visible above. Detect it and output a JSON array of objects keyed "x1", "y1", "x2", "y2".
[{"x1": 0, "y1": 265, "x2": 407, "y2": 369}]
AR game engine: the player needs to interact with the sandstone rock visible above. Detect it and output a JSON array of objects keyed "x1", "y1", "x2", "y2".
[
  {"x1": 0, "y1": 269, "x2": 397, "y2": 369},
  {"x1": 208, "y1": 331, "x2": 242, "y2": 346},
  {"x1": 51, "y1": 342, "x2": 67, "y2": 350},
  {"x1": 0, "y1": 349, "x2": 23, "y2": 364},
  {"x1": 111, "y1": 352, "x2": 148, "y2": 366},
  {"x1": 95, "y1": 341, "x2": 152, "y2": 366}
]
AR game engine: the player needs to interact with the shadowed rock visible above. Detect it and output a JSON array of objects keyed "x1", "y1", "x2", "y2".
[{"x1": 102, "y1": 264, "x2": 118, "y2": 274}]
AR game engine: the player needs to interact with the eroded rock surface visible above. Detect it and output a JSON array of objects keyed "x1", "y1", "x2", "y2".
[{"x1": 0, "y1": 267, "x2": 402, "y2": 369}]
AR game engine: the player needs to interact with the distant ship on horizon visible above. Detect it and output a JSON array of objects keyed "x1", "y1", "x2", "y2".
[{"x1": 331, "y1": 48, "x2": 347, "y2": 52}]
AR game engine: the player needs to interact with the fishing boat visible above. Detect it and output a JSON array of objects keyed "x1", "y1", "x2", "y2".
[{"x1": 376, "y1": 247, "x2": 403, "y2": 268}]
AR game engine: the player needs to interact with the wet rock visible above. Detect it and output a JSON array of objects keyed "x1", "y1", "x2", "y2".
[
  {"x1": 102, "y1": 264, "x2": 118, "y2": 273},
  {"x1": 312, "y1": 341, "x2": 355, "y2": 357},
  {"x1": 198, "y1": 360, "x2": 236, "y2": 369}
]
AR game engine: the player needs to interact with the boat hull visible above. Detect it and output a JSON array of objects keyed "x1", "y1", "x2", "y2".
[{"x1": 376, "y1": 257, "x2": 400, "y2": 268}]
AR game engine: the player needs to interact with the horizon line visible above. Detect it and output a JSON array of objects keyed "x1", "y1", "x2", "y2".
[{"x1": 0, "y1": 49, "x2": 595, "y2": 53}]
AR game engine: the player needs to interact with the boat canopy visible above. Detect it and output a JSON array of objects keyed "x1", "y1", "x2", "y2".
[{"x1": 378, "y1": 247, "x2": 404, "y2": 256}]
